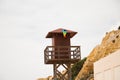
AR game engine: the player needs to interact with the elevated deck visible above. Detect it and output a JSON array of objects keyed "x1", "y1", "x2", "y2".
[{"x1": 44, "y1": 46, "x2": 81, "y2": 64}]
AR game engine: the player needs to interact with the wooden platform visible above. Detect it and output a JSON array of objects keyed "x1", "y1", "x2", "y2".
[
  {"x1": 45, "y1": 59, "x2": 80, "y2": 64},
  {"x1": 44, "y1": 46, "x2": 81, "y2": 64}
]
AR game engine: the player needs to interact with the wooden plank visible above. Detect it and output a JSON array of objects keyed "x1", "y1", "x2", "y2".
[{"x1": 44, "y1": 46, "x2": 81, "y2": 64}]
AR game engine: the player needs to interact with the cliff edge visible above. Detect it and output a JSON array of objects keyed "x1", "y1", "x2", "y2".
[{"x1": 75, "y1": 29, "x2": 120, "y2": 80}]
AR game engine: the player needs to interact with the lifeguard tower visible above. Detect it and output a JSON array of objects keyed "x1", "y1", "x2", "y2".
[{"x1": 44, "y1": 28, "x2": 81, "y2": 80}]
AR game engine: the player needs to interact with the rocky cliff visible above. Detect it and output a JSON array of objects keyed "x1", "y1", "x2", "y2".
[
  {"x1": 75, "y1": 29, "x2": 120, "y2": 80},
  {"x1": 37, "y1": 76, "x2": 53, "y2": 80}
]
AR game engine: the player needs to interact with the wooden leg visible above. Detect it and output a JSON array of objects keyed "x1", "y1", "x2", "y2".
[{"x1": 53, "y1": 64, "x2": 71, "y2": 80}]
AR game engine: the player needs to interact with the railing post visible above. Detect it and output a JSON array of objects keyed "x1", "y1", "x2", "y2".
[{"x1": 44, "y1": 46, "x2": 81, "y2": 64}]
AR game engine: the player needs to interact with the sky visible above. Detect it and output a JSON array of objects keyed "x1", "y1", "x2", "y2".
[{"x1": 0, "y1": 0, "x2": 120, "y2": 80}]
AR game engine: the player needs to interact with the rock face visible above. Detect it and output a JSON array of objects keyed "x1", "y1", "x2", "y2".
[
  {"x1": 37, "y1": 78, "x2": 48, "y2": 80},
  {"x1": 75, "y1": 30, "x2": 120, "y2": 80},
  {"x1": 37, "y1": 76, "x2": 53, "y2": 80}
]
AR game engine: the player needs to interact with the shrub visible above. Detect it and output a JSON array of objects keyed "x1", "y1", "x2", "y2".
[{"x1": 71, "y1": 57, "x2": 87, "y2": 80}]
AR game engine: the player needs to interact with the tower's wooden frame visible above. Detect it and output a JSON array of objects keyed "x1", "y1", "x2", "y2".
[
  {"x1": 44, "y1": 46, "x2": 81, "y2": 80},
  {"x1": 44, "y1": 28, "x2": 81, "y2": 80}
]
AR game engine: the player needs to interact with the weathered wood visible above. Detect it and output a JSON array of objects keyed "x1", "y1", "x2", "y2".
[
  {"x1": 53, "y1": 64, "x2": 71, "y2": 80},
  {"x1": 44, "y1": 28, "x2": 80, "y2": 80},
  {"x1": 44, "y1": 46, "x2": 81, "y2": 64}
]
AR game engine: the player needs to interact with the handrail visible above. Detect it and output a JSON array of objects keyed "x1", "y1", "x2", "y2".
[{"x1": 44, "y1": 46, "x2": 81, "y2": 63}]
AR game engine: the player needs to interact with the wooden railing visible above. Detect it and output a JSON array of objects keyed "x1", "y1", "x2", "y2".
[{"x1": 44, "y1": 46, "x2": 81, "y2": 64}]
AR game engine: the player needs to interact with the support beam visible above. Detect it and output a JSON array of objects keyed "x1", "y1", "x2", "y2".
[{"x1": 53, "y1": 64, "x2": 71, "y2": 80}]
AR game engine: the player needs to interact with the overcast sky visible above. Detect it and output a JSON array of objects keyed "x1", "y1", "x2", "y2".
[{"x1": 0, "y1": 0, "x2": 120, "y2": 80}]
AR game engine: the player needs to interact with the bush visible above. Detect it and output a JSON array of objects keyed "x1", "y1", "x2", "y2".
[{"x1": 71, "y1": 57, "x2": 87, "y2": 80}]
